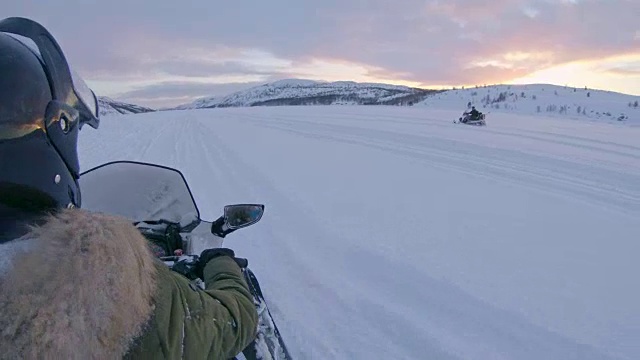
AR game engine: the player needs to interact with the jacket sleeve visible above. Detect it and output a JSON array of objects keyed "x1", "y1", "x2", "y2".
[
  {"x1": 200, "y1": 256, "x2": 259, "y2": 358},
  {"x1": 125, "y1": 256, "x2": 258, "y2": 360},
  {"x1": 139, "y1": 257, "x2": 259, "y2": 360}
]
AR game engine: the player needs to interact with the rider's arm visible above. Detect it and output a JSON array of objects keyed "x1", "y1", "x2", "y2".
[
  {"x1": 201, "y1": 255, "x2": 259, "y2": 357},
  {"x1": 129, "y1": 260, "x2": 258, "y2": 359}
]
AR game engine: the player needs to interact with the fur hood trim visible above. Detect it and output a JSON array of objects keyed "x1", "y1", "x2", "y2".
[{"x1": 0, "y1": 209, "x2": 158, "y2": 359}]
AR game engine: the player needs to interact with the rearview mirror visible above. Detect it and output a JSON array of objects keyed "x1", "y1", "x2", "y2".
[
  {"x1": 225, "y1": 204, "x2": 265, "y2": 229},
  {"x1": 211, "y1": 204, "x2": 265, "y2": 238}
]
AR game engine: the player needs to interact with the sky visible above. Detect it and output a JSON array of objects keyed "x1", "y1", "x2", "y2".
[{"x1": 4, "y1": 0, "x2": 640, "y2": 108}]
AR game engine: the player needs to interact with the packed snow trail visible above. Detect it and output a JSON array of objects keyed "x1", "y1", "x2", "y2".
[{"x1": 80, "y1": 106, "x2": 640, "y2": 359}]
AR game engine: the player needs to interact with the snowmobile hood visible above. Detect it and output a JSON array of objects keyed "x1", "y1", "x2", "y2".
[{"x1": 0, "y1": 208, "x2": 158, "y2": 358}]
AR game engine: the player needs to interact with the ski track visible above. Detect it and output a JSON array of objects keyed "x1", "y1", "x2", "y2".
[
  {"x1": 191, "y1": 118, "x2": 612, "y2": 360},
  {"x1": 229, "y1": 114, "x2": 640, "y2": 216},
  {"x1": 263, "y1": 111, "x2": 640, "y2": 164},
  {"x1": 276, "y1": 109, "x2": 640, "y2": 160},
  {"x1": 194, "y1": 118, "x2": 384, "y2": 358},
  {"x1": 79, "y1": 107, "x2": 640, "y2": 360}
]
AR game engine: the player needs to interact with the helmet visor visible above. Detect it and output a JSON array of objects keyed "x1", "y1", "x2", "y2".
[
  {"x1": 0, "y1": 17, "x2": 99, "y2": 129},
  {"x1": 70, "y1": 68, "x2": 99, "y2": 128}
]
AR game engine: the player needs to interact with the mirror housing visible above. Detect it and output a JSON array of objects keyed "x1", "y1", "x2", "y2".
[{"x1": 211, "y1": 204, "x2": 265, "y2": 238}]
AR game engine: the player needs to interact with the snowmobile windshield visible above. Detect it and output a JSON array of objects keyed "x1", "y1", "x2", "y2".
[
  {"x1": 79, "y1": 161, "x2": 201, "y2": 230},
  {"x1": 0, "y1": 17, "x2": 99, "y2": 129}
]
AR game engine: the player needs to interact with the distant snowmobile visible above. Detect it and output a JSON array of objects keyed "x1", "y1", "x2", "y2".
[{"x1": 454, "y1": 110, "x2": 486, "y2": 126}]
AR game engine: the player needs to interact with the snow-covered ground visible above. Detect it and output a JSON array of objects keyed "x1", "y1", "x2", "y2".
[{"x1": 79, "y1": 106, "x2": 640, "y2": 360}]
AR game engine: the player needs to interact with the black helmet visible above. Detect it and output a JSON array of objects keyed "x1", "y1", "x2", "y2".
[{"x1": 0, "y1": 17, "x2": 100, "y2": 211}]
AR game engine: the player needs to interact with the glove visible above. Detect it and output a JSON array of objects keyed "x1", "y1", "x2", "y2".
[{"x1": 195, "y1": 248, "x2": 248, "y2": 279}]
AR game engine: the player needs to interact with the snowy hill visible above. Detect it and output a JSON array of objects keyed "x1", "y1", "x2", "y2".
[
  {"x1": 98, "y1": 96, "x2": 156, "y2": 116},
  {"x1": 79, "y1": 106, "x2": 640, "y2": 360},
  {"x1": 173, "y1": 80, "x2": 640, "y2": 124},
  {"x1": 174, "y1": 79, "x2": 439, "y2": 109},
  {"x1": 419, "y1": 84, "x2": 640, "y2": 124}
]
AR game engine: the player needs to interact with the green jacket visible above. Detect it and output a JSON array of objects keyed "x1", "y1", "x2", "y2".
[
  {"x1": 127, "y1": 257, "x2": 259, "y2": 359},
  {"x1": 0, "y1": 209, "x2": 258, "y2": 359}
]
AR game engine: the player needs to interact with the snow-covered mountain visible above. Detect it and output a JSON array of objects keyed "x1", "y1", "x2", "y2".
[
  {"x1": 173, "y1": 79, "x2": 639, "y2": 124},
  {"x1": 98, "y1": 97, "x2": 156, "y2": 116},
  {"x1": 419, "y1": 84, "x2": 640, "y2": 124},
  {"x1": 174, "y1": 79, "x2": 439, "y2": 109}
]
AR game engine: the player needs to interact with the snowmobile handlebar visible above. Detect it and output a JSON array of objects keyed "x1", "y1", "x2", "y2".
[{"x1": 159, "y1": 253, "x2": 248, "y2": 282}]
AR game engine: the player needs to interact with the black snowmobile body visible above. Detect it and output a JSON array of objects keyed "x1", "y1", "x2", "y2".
[
  {"x1": 455, "y1": 111, "x2": 487, "y2": 126},
  {"x1": 79, "y1": 160, "x2": 292, "y2": 360}
]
